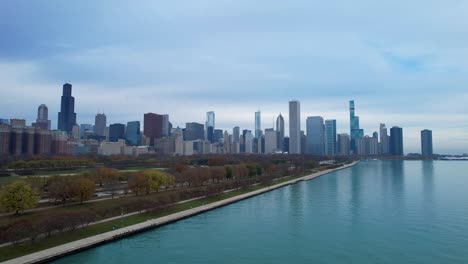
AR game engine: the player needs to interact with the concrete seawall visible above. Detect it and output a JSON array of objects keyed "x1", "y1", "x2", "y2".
[{"x1": 4, "y1": 161, "x2": 358, "y2": 264}]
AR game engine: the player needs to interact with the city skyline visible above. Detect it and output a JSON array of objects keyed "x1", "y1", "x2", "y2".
[{"x1": 1, "y1": 1, "x2": 467, "y2": 154}]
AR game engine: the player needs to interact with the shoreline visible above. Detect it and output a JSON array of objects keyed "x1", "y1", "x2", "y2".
[{"x1": 3, "y1": 161, "x2": 358, "y2": 264}]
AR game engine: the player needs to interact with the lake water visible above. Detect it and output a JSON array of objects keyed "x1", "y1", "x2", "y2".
[{"x1": 52, "y1": 160, "x2": 468, "y2": 264}]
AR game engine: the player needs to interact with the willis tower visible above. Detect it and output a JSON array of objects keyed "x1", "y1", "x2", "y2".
[{"x1": 58, "y1": 83, "x2": 76, "y2": 134}]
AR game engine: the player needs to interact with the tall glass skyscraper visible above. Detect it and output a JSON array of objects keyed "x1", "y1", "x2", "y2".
[
  {"x1": 233, "y1": 126, "x2": 240, "y2": 143},
  {"x1": 421, "y1": 129, "x2": 433, "y2": 157},
  {"x1": 57, "y1": 83, "x2": 76, "y2": 134},
  {"x1": 390, "y1": 126, "x2": 404, "y2": 156},
  {"x1": 126, "y1": 121, "x2": 141, "y2": 146},
  {"x1": 379, "y1": 123, "x2": 390, "y2": 155},
  {"x1": 206, "y1": 111, "x2": 215, "y2": 142},
  {"x1": 349, "y1": 100, "x2": 364, "y2": 154},
  {"x1": 276, "y1": 113, "x2": 285, "y2": 152},
  {"x1": 289, "y1": 101, "x2": 301, "y2": 154},
  {"x1": 95, "y1": 113, "x2": 107, "y2": 137},
  {"x1": 306, "y1": 116, "x2": 324, "y2": 155},
  {"x1": 325, "y1": 119, "x2": 337, "y2": 155},
  {"x1": 255, "y1": 111, "x2": 261, "y2": 139},
  {"x1": 109, "y1": 123, "x2": 126, "y2": 142}
]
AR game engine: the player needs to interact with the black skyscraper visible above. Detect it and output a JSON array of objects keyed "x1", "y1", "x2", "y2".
[
  {"x1": 109, "y1": 123, "x2": 126, "y2": 142},
  {"x1": 390, "y1": 126, "x2": 404, "y2": 156},
  {"x1": 57, "y1": 83, "x2": 76, "y2": 134}
]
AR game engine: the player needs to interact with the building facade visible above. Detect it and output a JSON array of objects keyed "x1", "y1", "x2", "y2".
[
  {"x1": 289, "y1": 101, "x2": 301, "y2": 154},
  {"x1": 390, "y1": 126, "x2": 404, "y2": 156},
  {"x1": 306, "y1": 116, "x2": 325, "y2": 155},
  {"x1": 421, "y1": 129, "x2": 433, "y2": 157},
  {"x1": 325, "y1": 119, "x2": 337, "y2": 155},
  {"x1": 57, "y1": 83, "x2": 77, "y2": 134}
]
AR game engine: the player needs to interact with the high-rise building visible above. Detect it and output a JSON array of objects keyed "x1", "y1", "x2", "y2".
[
  {"x1": 57, "y1": 83, "x2": 77, "y2": 134},
  {"x1": 244, "y1": 130, "x2": 254, "y2": 153},
  {"x1": 306, "y1": 116, "x2": 325, "y2": 155},
  {"x1": 276, "y1": 113, "x2": 285, "y2": 152},
  {"x1": 109, "y1": 123, "x2": 126, "y2": 142},
  {"x1": 32, "y1": 104, "x2": 51, "y2": 130},
  {"x1": 255, "y1": 111, "x2": 261, "y2": 138},
  {"x1": 337, "y1": 133, "x2": 350, "y2": 155},
  {"x1": 213, "y1": 129, "x2": 223, "y2": 144},
  {"x1": 126, "y1": 121, "x2": 141, "y2": 146},
  {"x1": 379, "y1": 123, "x2": 390, "y2": 155},
  {"x1": 265, "y1": 129, "x2": 278, "y2": 154},
  {"x1": 184, "y1": 122, "x2": 205, "y2": 141},
  {"x1": 0, "y1": 119, "x2": 9, "y2": 125},
  {"x1": 289, "y1": 100, "x2": 301, "y2": 154},
  {"x1": 325, "y1": 119, "x2": 337, "y2": 155},
  {"x1": 233, "y1": 126, "x2": 240, "y2": 143},
  {"x1": 0, "y1": 125, "x2": 11, "y2": 156},
  {"x1": 421, "y1": 129, "x2": 433, "y2": 158},
  {"x1": 206, "y1": 111, "x2": 215, "y2": 142},
  {"x1": 390, "y1": 126, "x2": 404, "y2": 156},
  {"x1": 162, "y1": 114, "x2": 170, "y2": 137},
  {"x1": 94, "y1": 113, "x2": 107, "y2": 137},
  {"x1": 10, "y1": 119, "x2": 26, "y2": 128},
  {"x1": 144, "y1": 113, "x2": 163, "y2": 146},
  {"x1": 349, "y1": 100, "x2": 364, "y2": 154},
  {"x1": 357, "y1": 136, "x2": 379, "y2": 155}
]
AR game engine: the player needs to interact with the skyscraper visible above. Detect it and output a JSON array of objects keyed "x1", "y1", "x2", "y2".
[
  {"x1": 255, "y1": 111, "x2": 261, "y2": 138},
  {"x1": 95, "y1": 113, "x2": 107, "y2": 137},
  {"x1": 206, "y1": 111, "x2": 215, "y2": 142},
  {"x1": 379, "y1": 123, "x2": 389, "y2": 155},
  {"x1": 144, "y1": 113, "x2": 163, "y2": 146},
  {"x1": 349, "y1": 100, "x2": 364, "y2": 154},
  {"x1": 325, "y1": 119, "x2": 337, "y2": 155},
  {"x1": 337, "y1": 133, "x2": 350, "y2": 155},
  {"x1": 289, "y1": 101, "x2": 301, "y2": 154},
  {"x1": 306, "y1": 116, "x2": 325, "y2": 155},
  {"x1": 233, "y1": 126, "x2": 240, "y2": 143},
  {"x1": 421, "y1": 129, "x2": 433, "y2": 158},
  {"x1": 390, "y1": 126, "x2": 404, "y2": 156},
  {"x1": 265, "y1": 129, "x2": 278, "y2": 154},
  {"x1": 184, "y1": 122, "x2": 205, "y2": 141},
  {"x1": 126, "y1": 121, "x2": 141, "y2": 146},
  {"x1": 162, "y1": 114, "x2": 170, "y2": 137},
  {"x1": 109, "y1": 123, "x2": 126, "y2": 142},
  {"x1": 276, "y1": 113, "x2": 285, "y2": 152},
  {"x1": 57, "y1": 83, "x2": 76, "y2": 134},
  {"x1": 32, "y1": 104, "x2": 51, "y2": 130}
]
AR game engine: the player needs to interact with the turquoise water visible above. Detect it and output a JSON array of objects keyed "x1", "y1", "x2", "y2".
[{"x1": 53, "y1": 160, "x2": 468, "y2": 263}]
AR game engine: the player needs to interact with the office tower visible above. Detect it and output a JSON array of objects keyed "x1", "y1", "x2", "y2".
[
  {"x1": 144, "y1": 113, "x2": 163, "y2": 146},
  {"x1": 244, "y1": 131, "x2": 254, "y2": 153},
  {"x1": 162, "y1": 114, "x2": 170, "y2": 137},
  {"x1": 233, "y1": 126, "x2": 240, "y2": 143},
  {"x1": 276, "y1": 113, "x2": 285, "y2": 152},
  {"x1": 357, "y1": 136, "x2": 379, "y2": 155},
  {"x1": 337, "y1": 133, "x2": 350, "y2": 155},
  {"x1": 9, "y1": 127, "x2": 23, "y2": 156},
  {"x1": 421, "y1": 129, "x2": 433, "y2": 158},
  {"x1": 255, "y1": 111, "x2": 261, "y2": 138},
  {"x1": 306, "y1": 116, "x2": 325, "y2": 155},
  {"x1": 349, "y1": 100, "x2": 364, "y2": 153},
  {"x1": 184, "y1": 122, "x2": 205, "y2": 141},
  {"x1": 325, "y1": 120, "x2": 337, "y2": 155},
  {"x1": 32, "y1": 104, "x2": 51, "y2": 130},
  {"x1": 174, "y1": 128, "x2": 184, "y2": 155},
  {"x1": 390, "y1": 126, "x2": 404, "y2": 156},
  {"x1": 109, "y1": 123, "x2": 126, "y2": 142},
  {"x1": 51, "y1": 130, "x2": 69, "y2": 155},
  {"x1": 223, "y1": 131, "x2": 231, "y2": 153},
  {"x1": 21, "y1": 127, "x2": 35, "y2": 156},
  {"x1": 126, "y1": 121, "x2": 141, "y2": 146},
  {"x1": 95, "y1": 113, "x2": 107, "y2": 137},
  {"x1": 155, "y1": 137, "x2": 175, "y2": 155},
  {"x1": 0, "y1": 119, "x2": 9, "y2": 125},
  {"x1": 289, "y1": 100, "x2": 301, "y2": 154},
  {"x1": 265, "y1": 129, "x2": 278, "y2": 154},
  {"x1": 213, "y1": 129, "x2": 223, "y2": 144},
  {"x1": 206, "y1": 111, "x2": 215, "y2": 142},
  {"x1": 379, "y1": 123, "x2": 389, "y2": 155},
  {"x1": 71, "y1": 124, "x2": 80, "y2": 139},
  {"x1": 57, "y1": 83, "x2": 77, "y2": 134},
  {"x1": 301, "y1": 130, "x2": 307, "y2": 154}
]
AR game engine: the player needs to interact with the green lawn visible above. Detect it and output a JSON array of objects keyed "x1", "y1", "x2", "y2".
[{"x1": 0, "y1": 172, "x2": 311, "y2": 262}]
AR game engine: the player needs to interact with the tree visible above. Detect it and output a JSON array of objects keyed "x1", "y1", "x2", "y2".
[
  {"x1": 0, "y1": 181, "x2": 39, "y2": 215},
  {"x1": 48, "y1": 178, "x2": 75, "y2": 204},
  {"x1": 225, "y1": 166, "x2": 233, "y2": 179},
  {"x1": 95, "y1": 167, "x2": 120, "y2": 187},
  {"x1": 73, "y1": 178, "x2": 96, "y2": 204}
]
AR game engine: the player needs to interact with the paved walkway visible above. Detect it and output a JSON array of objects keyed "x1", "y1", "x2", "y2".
[{"x1": 3, "y1": 162, "x2": 358, "y2": 264}]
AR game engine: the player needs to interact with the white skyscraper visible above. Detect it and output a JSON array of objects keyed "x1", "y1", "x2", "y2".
[
  {"x1": 276, "y1": 113, "x2": 285, "y2": 152},
  {"x1": 289, "y1": 101, "x2": 301, "y2": 154},
  {"x1": 265, "y1": 130, "x2": 278, "y2": 154}
]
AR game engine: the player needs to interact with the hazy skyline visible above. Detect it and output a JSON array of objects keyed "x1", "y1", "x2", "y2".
[{"x1": 1, "y1": 1, "x2": 467, "y2": 154}]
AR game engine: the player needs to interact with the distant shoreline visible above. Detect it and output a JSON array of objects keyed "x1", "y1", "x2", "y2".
[{"x1": 3, "y1": 161, "x2": 359, "y2": 264}]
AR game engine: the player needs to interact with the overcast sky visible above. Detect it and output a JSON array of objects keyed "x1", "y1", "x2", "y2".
[{"x1": 1, "y1": 0, "x2": 467, "y2": 154}]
